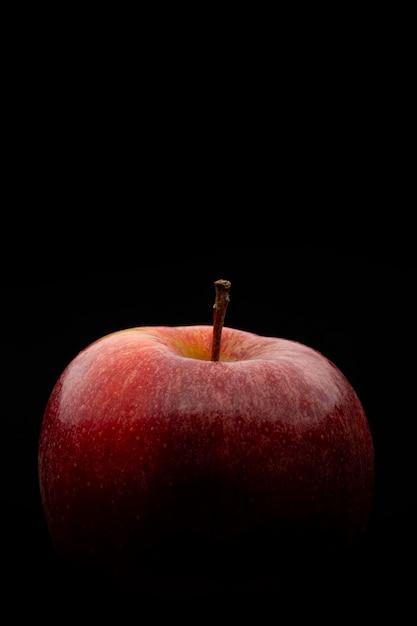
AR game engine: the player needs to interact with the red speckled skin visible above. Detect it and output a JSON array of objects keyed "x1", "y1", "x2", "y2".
[{"x1": 38, "y1": 326, "x2": 374, "y2": 572}]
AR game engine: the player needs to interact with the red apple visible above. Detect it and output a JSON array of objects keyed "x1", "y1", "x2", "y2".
[{"x1": 38, "y1": 281, "x2": 374, "y2": 590}]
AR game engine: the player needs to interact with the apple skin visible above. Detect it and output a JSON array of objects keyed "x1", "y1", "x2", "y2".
[{"x1": 38, "y1": 325, "x2": 374, "y2": 577}]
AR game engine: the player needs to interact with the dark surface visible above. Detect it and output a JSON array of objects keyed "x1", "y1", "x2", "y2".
[{"x1": 3, "y1": 248, "x2": 415, "y2": 618}]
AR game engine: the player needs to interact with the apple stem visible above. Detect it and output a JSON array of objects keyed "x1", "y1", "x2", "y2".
[{"x1": 211, "y1": 279, "x2": 231, "y2": 361}]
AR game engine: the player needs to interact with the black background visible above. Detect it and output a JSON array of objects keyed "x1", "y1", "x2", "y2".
[
  {"x1": 3, "y1": 3, "x2": 414, "y2": 617},
  {"x1": 3, "y1": 246, "x2": 415, "y2": 618}
]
